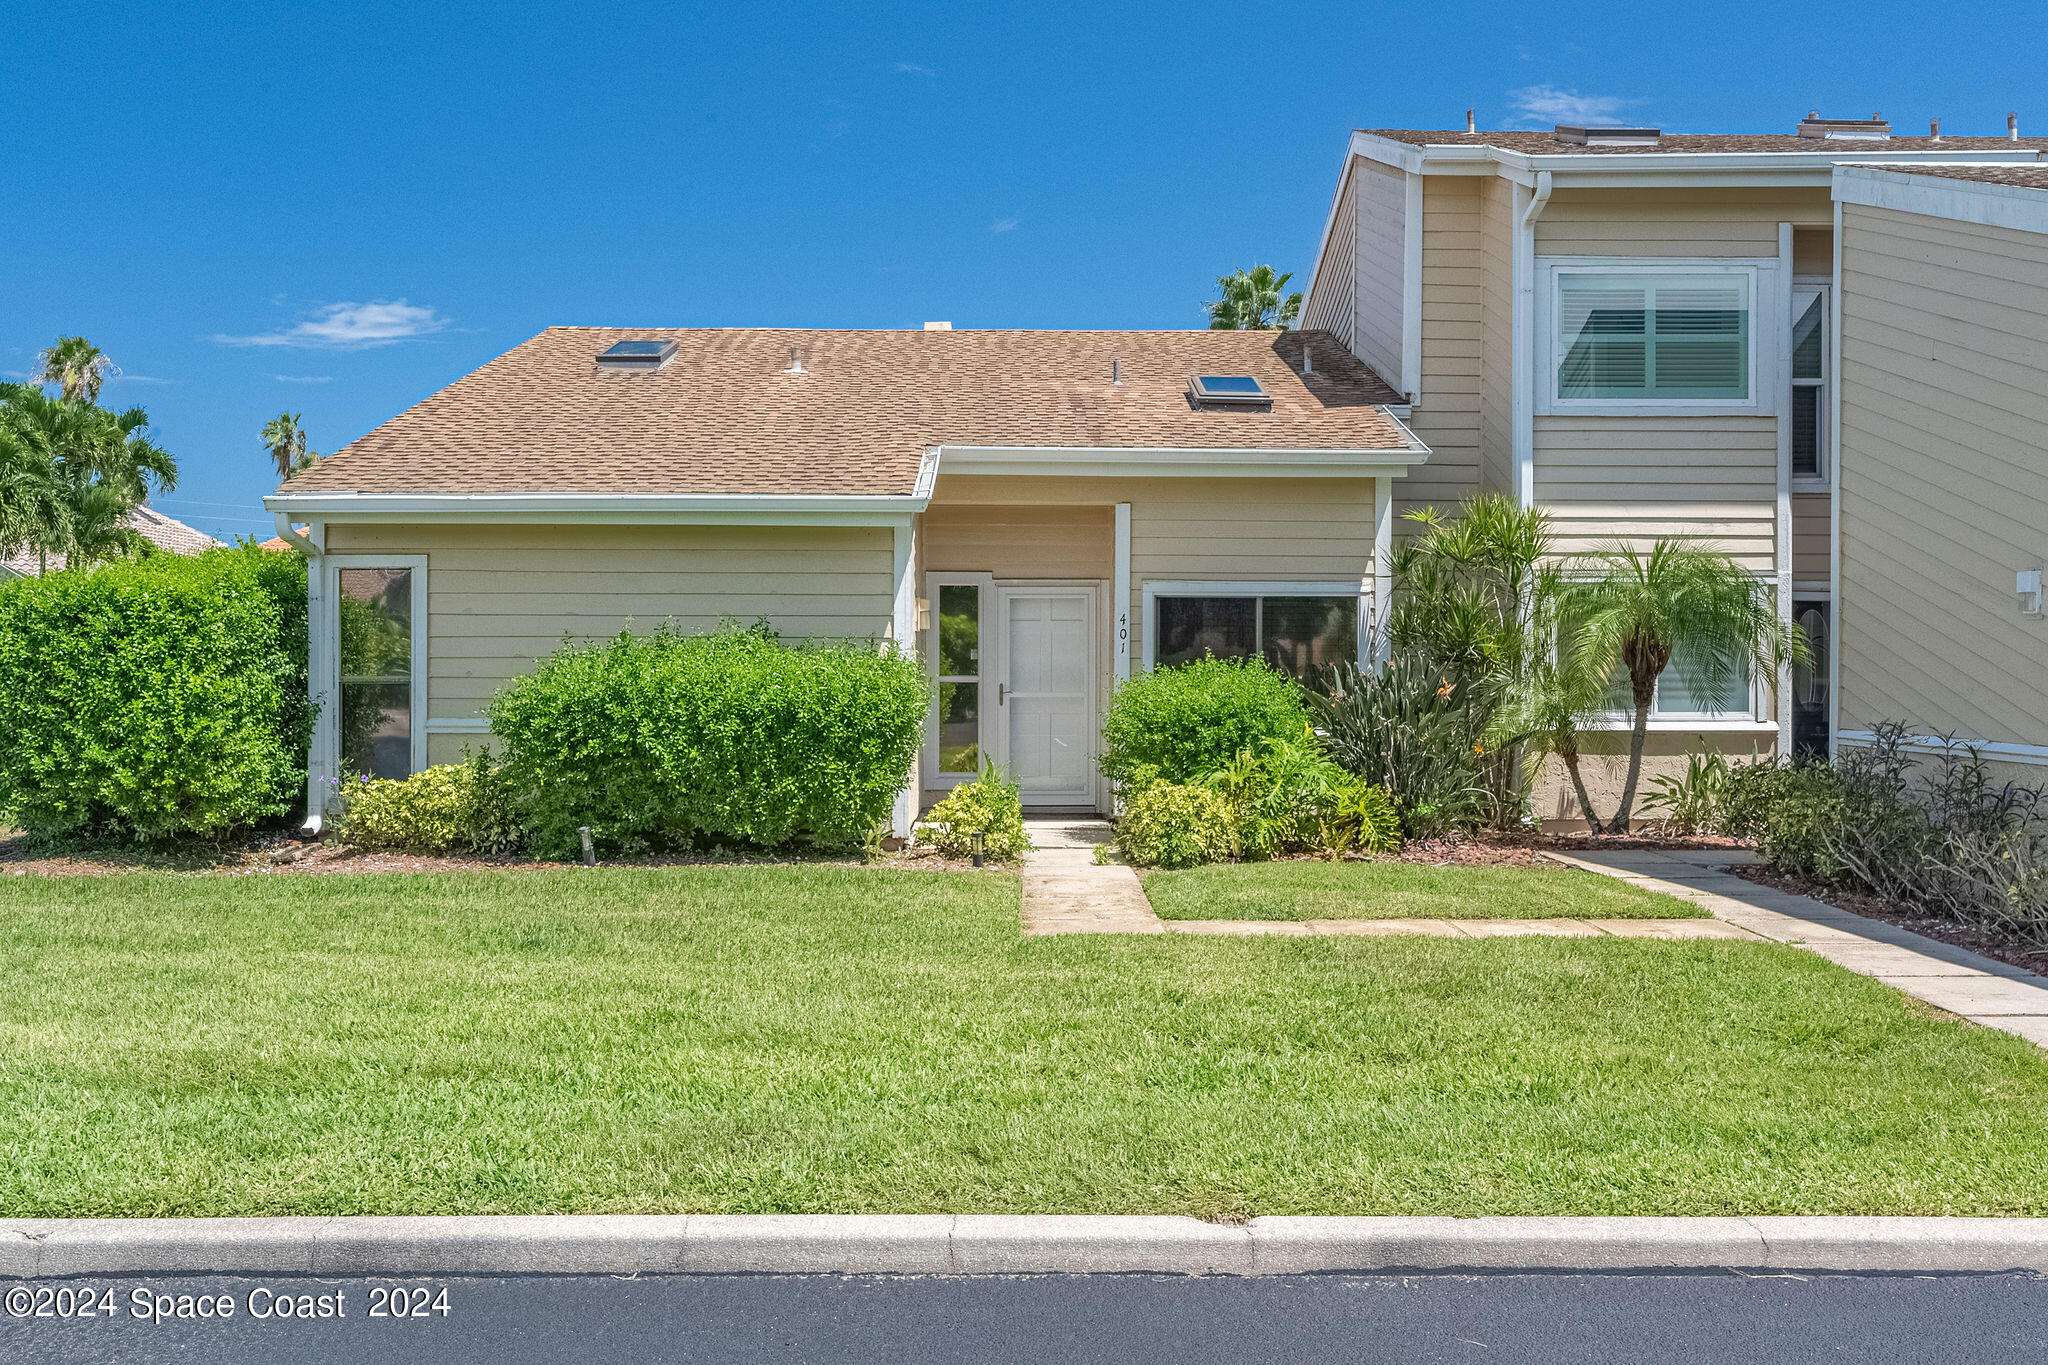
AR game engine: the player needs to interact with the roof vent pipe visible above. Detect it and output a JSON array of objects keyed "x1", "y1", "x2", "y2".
[
  {"x1": 2011, "y1": 112, "x2": 2021, "y2": 140},
  {"x1": 783, "y1": 347, "x2": 805, "y2": 374},
  {"x1": 1931, "y1": 117, "x2": 1941, "y2": 141},
  {"x1": 1466, "y1": 108, "x2": 1475, "y2": 134},
  {"x1": 1303, "y1": 346, "x2": 1313, "y2": 374},
  {"x1": 1111, "y1": 358, "x2": 1121, "y2": 386}
]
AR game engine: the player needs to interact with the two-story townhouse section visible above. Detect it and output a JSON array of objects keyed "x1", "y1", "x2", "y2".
[
  {"x1": 1829, "y1": 163, "x2": 2048, "y2": 781},
  {"x1": 1300, "y1": 115, "x2": 2048, "y2": 821}
]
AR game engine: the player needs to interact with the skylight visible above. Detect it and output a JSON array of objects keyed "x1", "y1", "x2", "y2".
[
  {"x1": 1189, "y1": 374, "x2": 1270, "y2": 405},
  {"x1": 596, "y1": 338, "x2": 677, "y2": 370}
]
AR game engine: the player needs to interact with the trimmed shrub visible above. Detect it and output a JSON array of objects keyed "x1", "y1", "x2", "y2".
[
  {"x1": 914, "y1": 765, "x2": 1030, "y2": 861},
  {"x1": 1199, "y1": 737, "x2": 1404, "y2": 861},
  {"x1": 488, "y1": 623, "x2": 926, "y2": 858},
  {"x1": 340, "y1": 752, "x2": 526, "y2": 856},
  {"x1": 1100, "y1": 657, "x2": 1311, "y2": 789},
  {"x1": 0, "y1": 547, "x2": 304, "y2": 845},
  {"x1": 1114, "y1": 782, "x2": 1235, "y2": 869}
]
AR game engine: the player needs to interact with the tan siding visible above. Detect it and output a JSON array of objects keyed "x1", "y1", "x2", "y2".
[
  {"x1": 325, "y1": 522, "x2": 894, "y2": 720},
  {"x1": 1301, "y1": 168, "x2": 1358, "y2": 349},
  {"x1": 1836, "y1": 202, "x2": 2048, "y2": 751},
  {"x1": 1533, "y1": 416, "x2": 1780, "y2": 571},
  {"x1": 1793, "y1": 226, "x2": 1833, "y2": 277},
  {"x1": 1476, "y1": 175, "x2": 1517, "y2": 496},
  {"x1": 1405, "y1": 176, "x2": 1486, "y2": 517},
  {"x1": 1536, "y1": 186, "x2": 1830, "y2": 256},
  {"x1": 928, "y1": 473, "x2": 1378, "y2": 643},
  {"x1": 1792, "y1": 492, "x2": 1830, "y2": 583},
  {"x1": 922, "y1": 504, "x2": 1113, "y2": 580},
  {"x1": 1350, "y1": 158, "x2": 1407, "y2": 388}
]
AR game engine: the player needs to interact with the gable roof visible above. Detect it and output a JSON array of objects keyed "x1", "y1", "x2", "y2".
[
  {"x1": 278, "y1": 328, "x2": 1414, "y2": 500},
  {"x1": 0, "y1": 506, "x2": 216, "y2": 578},
  {"x1": 1361, "y1": 128, "x2": 2048, "y2": 157}
]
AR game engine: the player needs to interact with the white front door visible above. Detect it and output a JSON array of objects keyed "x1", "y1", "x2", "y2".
[{"x1": 999, "y1": 587, "x2": 1095, "y2": 807}]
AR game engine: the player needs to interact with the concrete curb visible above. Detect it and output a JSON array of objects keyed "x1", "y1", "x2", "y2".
[{"x1": 5, "y1": 1215, "x2": 2048, "y2": 1277}]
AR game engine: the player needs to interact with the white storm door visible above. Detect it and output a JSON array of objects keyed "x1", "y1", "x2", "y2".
[{"x1": 999, "y1": 588, "x2": 1095, "y2": 805}]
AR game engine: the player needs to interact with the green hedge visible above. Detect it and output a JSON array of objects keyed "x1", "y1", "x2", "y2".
[
  {"x1": 1099, "y1": 656, "x2": 1311, "y2": 789},
  {"x1": 0, "y1": 546, "x2": 309, "y2": 844},
  {"x1": 487, "y1": 623, "x2": 926, "y2": 858}
]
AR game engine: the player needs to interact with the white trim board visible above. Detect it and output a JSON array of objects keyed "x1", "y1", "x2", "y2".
[
  {"x1": 1836, "y1": 729, "x2": 2048, "y2": 768},
  {"x1": 1833, "y1": 164, "x2": 2048, "y2": 237}
]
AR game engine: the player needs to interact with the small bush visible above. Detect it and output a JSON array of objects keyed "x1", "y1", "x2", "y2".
[
  {"x1": 340, "y1": 753, "x2": 526, "y2": 856},
  {"x1": 1100, "y1": 657, "x2": 1311, "y2": 789},
  {"x1": 1198, "y1": 734, "x2": 1398, "y2": 860},
  {"x1": 488, "y1": 623, "x2": 926, "y2": 858},
  {"x1": 915, "y1": 766, "x2": 1030, "y2": 861},
  {"x1": 1114, "y1": 782, "x2": 1236, "y2": 869},
  {"x1": 0, "y1": 547, "x2": 304, "y2": 845},
  {"x1": 1640, "y1": 748, "x2": 1731, "y2": 835},
  {"x1": 1317, "y1": 656, "x2": 1487, "y2": 839}
]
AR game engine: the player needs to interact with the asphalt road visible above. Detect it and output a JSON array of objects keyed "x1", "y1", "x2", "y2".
[{"x1": 4, "y1": 1270, "x2": 2045, "y2": 1364}]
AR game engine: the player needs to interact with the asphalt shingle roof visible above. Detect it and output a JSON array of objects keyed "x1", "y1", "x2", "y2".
[
  {"x1": 1361, "y1": 128, "x2": 2048, "y2": 156},
  {"x1": 1850, "y1": 162, "x2": 2048, "y2": 190},
  {"x1": 282, "y1": 328, "x2": 1413, "y2": 498}
]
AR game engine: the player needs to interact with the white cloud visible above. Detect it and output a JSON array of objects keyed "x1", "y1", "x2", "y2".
[
  {"x1": 989, "y1": 217, "x2": 1019, "y2": 234},
  {"x1": 893, "y1": 61, "x2": 936, "y2": 77},
  {"x1": 215, "y1": 299, "x2": 451, "y2": 349},
  {"x1": 1507, "y1": 84, "x2": 1639, "y2": 128},
  {"x1": 273, "y1": 374, "x2": 335, "y2": 384}
]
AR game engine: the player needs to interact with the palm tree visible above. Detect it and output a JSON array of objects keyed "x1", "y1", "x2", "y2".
[
  {"x1": 1567, "y1": 540, "x2": 1805, "y2": 833},
  {"x1": 262, "y1": 412, "x2": 318, "y2": 480},
  {"x1": 0, "y1": 385, "x2": 176, "y2": 571},
  {"x1": 0, "y1": 390, "x2": 70, "y2": 569},
  {"x1": 30, "y1": 336, "x2": 116, "y2": 405},
  {"x1": 1206, "y1": 265, "x2": 1302, "y2": 331}
]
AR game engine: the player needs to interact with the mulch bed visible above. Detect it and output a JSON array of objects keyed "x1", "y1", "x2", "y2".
[
  {"x1": 0, "y1": 830, "x2": 989, "y2": 878},
  {"x1": 1731, "y1": 863, "x2": 2048, "y2": 976}
]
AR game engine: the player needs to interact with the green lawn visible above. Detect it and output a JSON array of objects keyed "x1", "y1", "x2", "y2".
[
  {"x1": 1, "y1": 866, "x2": 2045, "y2": 1219},
  {"x1": 1143, "y1": 861, "x2": 1707, "y2": 921}
]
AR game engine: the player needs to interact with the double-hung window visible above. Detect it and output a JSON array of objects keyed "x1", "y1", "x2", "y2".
[
  {"x1": 1790, "y1": 284, "x2": 1828, "y2": 482},
  {"x1": 1147, "y1": 586, "x2": 1362, "y2": 691},
  {"x1": 1554, "y1": 269, "x2": 1753, "y2": 404}
]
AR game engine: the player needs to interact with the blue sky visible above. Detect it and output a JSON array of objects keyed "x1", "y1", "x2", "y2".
[{"x1": 4, "y1": 1, "x2": 2041, "y2": 541}]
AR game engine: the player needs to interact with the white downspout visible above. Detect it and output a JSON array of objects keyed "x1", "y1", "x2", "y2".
[
  {"x1": 1512, "y1": 170, "x2": 1553, "y2": 510},
  {"x1": 277, "y1": 513, "x2": 331, "y2": 836}
]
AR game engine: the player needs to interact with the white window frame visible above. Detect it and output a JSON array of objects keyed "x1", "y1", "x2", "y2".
[
  {"x1": 1141, "y1": 581, "x2": 1369, "y2": 675},
  {"x1": 922, "y1": 571, "x2": 995, "y2": 792},
  {"x1": 1790, "y1": 280, "x2": 1831, "y2": 490},
  {"x1": 322, "y1": 554, "x2": 429, "y2": 780},
  {"x1": 1537, "y1": 259, "x2": 1778, "y2": 417}
]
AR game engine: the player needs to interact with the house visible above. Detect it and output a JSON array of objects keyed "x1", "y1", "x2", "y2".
[
  {"x1": 263, "y1": 327, "x2": 1427, "y2": 830},
  {"x1": 1297, "y1": 115, "x2": 2047, "y2": 817},
  {"x1": 0, "y1": 505, "x2": 216, "y2": 579},
  {"x1": 1829, "y1": 162, "x2": 2048, "y2": 778}
]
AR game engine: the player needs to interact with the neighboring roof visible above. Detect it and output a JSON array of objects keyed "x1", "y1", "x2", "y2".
[
  {"x1": 1849, "y1": 162, "x2": 2048, "y2": 190},
  {"x1": 1360, "y1": 128, "x2": 2048, "y2": 156},
  {"x1": 279, "y1": 328, "x2": 1415, "y2": 499},
  {"x1": 257, "y1": 535, "x2": 296, "y2": 552},
  {"x1": 0, "y1": 506, "x2": 216, "y2": 578}
]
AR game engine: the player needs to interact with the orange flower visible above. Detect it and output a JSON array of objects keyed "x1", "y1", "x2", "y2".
[{"x1": 1435, "y1": 678, "x2": 1455, "y2": 700}]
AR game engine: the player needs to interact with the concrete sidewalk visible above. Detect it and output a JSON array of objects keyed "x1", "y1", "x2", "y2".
[
  {"x1": 7, "y1": 1214, "x2": 2048, "y2": 1277},
  {"x1": 1553, "y1": 848, "x2": 2048, "y2": 1050},
  {"x1": 1019, "y1": 821, "x2": 1163, "y2": 934}
]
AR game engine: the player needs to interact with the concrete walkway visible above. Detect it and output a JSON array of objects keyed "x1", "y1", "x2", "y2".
[
  {"x1": 1019, "y1": 821, "x2": 1162, "y2": 935},
  {"x1": 1018, "y1": 822, "x2": 1747, "y2": 942},
  {"x1": 1552, "y1": 848, "x2": 2048, "y2": 1050}
]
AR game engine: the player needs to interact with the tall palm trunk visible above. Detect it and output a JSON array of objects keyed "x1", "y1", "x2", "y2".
[
  {"x1": 1555, "y1": 730, "x2": 1602, "y2": 831},
  {"x1": 1607, "y1": 681, "x2": 1656, "y2": 834}
]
